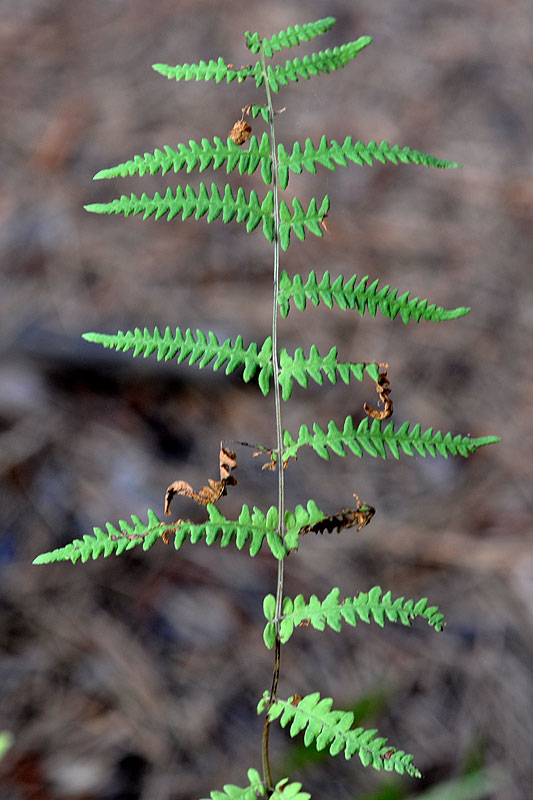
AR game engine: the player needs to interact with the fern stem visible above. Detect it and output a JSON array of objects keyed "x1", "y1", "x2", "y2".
[{"x1": 260, "y1": 44, "x2": 285, "y2": 795}]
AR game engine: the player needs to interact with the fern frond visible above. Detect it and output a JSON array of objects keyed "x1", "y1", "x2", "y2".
[
  {"x1": 277, "y1": 137, "x2": 460, "y2": 188},
  {"x1": 262, "y1": 586, "x2": 445, "y2": 647},
  {"x1": 200, "y1": 768, "x2": 265, "y2": 800},
  {"x1": 245, "y1": 17, "x2": 337, "y2": 57},
  {"x1": 278, "y1": 347, "x2": 383, "y2": 401},
  {"x1": 199, "y1": 770, "x2": 310, "y2": 800},
  {"x1": 84, "y1": 184, "x2": 328, "y2": 248},
  {"x1": 33, "y1": 504, "x2": 285, "y2": 564},
  {"x1": 33, "y1": 509, "x2": 175, "y2": 564},
  {"x1": 84, "y1": 182, "x2": 275, "y2": 237},
  {"x1": 93, "y1": 134, "x2": 273, "y2": 186},
  {"x1": 278, "y1": 270, "x2": 470, "y2": 323},
  {"x1": 152, "y1": 57, "x2": 262, "y2": 85},
  {"x1": 265, "y1": 38, "x2": 373, "y2": 94},
  {"x1": 33, "y1": 500, "x2": 341, "y2": 565},
  {"x1": 258, "y1": 691, "x2": 421, "y2": 778},
  {"x1": 282, "y1": 416, "x2": 501, "y2": 461},
  {"x1": 83, "y1": 326, "x2": 275, "y2": 394},
  {"x1": 83, "y1": 327, "x2": 381, "y2": 401},
  {"x1": 278, "y1": 195, "x2": 330, "y2": 250}
]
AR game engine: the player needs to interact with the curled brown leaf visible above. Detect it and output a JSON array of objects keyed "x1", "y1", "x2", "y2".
[
  {"x1": 165, "y1": 445, "x2": 237, "y2": 515},
  {"x1": 364, "y1": 363, "x2": 393, "y2": 420}
]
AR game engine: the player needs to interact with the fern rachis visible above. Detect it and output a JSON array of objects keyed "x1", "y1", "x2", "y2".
[{"x1": 35, "y1": 16, "x2": 499, "y2": 798}]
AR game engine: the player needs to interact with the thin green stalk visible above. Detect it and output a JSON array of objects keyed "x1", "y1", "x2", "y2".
[{"x1": 260, "y1": 45, "x2": 285, "y2": 795}]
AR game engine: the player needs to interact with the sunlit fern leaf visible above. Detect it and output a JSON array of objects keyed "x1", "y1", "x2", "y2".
[
  {"x1": 277, "y1": 137, "x2": 461, "y2": 189},
  {"x1": 265, "y1": 37, "x2": 373, "y2": 94},
  {"x1": 33, "y1": 509, "x2": 175, "y2": 564},
  {"x1": 262, "y1": 586, "x2": 445, "y2": 647},
  {"x1": 93, "y1": 134, "x2": 273, "y2": 186},
  {"x1": 83, "y1": 327, "x2": 274, "y2": 392},
  {"x1": 278, "y1": 270, "x2": 470, "y2": 323},
  {"x1": 152, "y1": 57, "x2": 262, "y2": 85},
  {"x1": 171, "y1": 504, "x2": 286, "y2": 559},
  {"x1": 83, "y1": 327, "x2": 380, "y2": 401},
  {"x1": 257, "y1": 691, "x2": 421, "y2": 778},
  {"x1": 84, "y1": 184, "x2": 327, "y2": 247},
  {"x1": 33, "y1": 505, "x2": 282, "y2": 564},
  {"x1": 245, "y1": 16, "x2": 337, "y2": 57},
  {"x1": 33, "y1": 501, "x2": 336, "y2": 565},
  {"x1": 282, "y1": 416, "x2": 501, "y2": 461},
  {"x1": 85, "y1": 182, "x2": 273, "y2": 236},
  {"x1": 278, "y1": 195, "x2": 329, "y2": 250},
  {"x1": 199, "y1": 770, "x2": 310, "y2": 800},
  {"x1": 199, "y1": 768, "x2": 265, "y2": 800}
]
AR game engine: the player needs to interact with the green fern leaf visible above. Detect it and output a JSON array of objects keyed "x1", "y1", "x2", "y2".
[
  {"x1": 85, "y1": 184, "x2": 327, "y2": 247},
  {"x1": 278, "y1": 346, "x2": 382, "y2": 400},
  {"x1": 200, "y1": 768, "x2": 265, "y2": 800},
  {"x1": 33, "y1": 509, "x2": 175, "y2": 564},
  {"x1": 199, "y1": 770, "x2": 310, "y2": 800},
  {"x1": 265, "y1": 38, "x2": 372, "y2": 94},
  {"x1": 83, "y1": 328, "x2": 377, "y2": 401},
  {"x1": 278, "y1": 270, "x2": 470, "y2": 322},
  {"x1": 93, "y1": 134, "x2": 273, "y2": 185},
  {"x1": 152, "y1": 57, "x2": 262, "y2": 85},
  {"x1": 276, "y1": 137, "x2": 460, "y2": 188},
  {"x1": 82, "y1": 327, "x2": 274, "y2": 394},
  {"x1": 278, "y1": 195, "x2": 329, "y2": 250},
  {"x1": 258, "y1": 691, "x2": 420, "y2": 778},
  {"x1": 33, "y1": 500, "x2": 340, "y2": 565},
  {"x1": 245, "y1": 17, "x2": 337, "y2": 57},
  {"x1": 282, "y1": 416, "x2": 501, "y2": 461},
  {"x1": 33, "y1": 504, "x2": 288, "y2": 564},
  {"x1": 85, "y1": 183, "x2": 275, "y2": 237},
  {"x1": 263, "y1": 586, "x2": 445, "y2": 646}
]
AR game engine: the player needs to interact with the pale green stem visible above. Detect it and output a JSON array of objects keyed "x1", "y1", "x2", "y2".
[{"x1": 259, "y1": 46, "x2": 285, "y2": 795}]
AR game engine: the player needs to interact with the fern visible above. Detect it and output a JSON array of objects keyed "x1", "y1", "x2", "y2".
[
  {"x1": 93, "y1": 135, "x2": 456, "y2": 192},
  {"x1": 83, "y1": 327, "x2": 386, "y2": 400},
  {"x1": 39, "y1": 14, "x2": 500, "y2": 797},
  {"x1": 265, "y1": 38, "x2": 373, "y2": 93},
  {"x1": 152, "y1": 35, "x2": 372, "y2": 93},
  {"x1": 277, "y1": 137, "x2": 460, "y2": 188},
  {"x1": 283, "y1": 416, "x2": 500, "y2": 461},
  {"x1": 278, "y1": 269, "x2": 470, "y2": 322},
  {"x1": 33, "y1": 500, "x2": 358, "y2": 565},
  {"x1": 199, "y1": 769, "x2": 310, "y2": 800},
  {"x1": 152, "y1": 57, "x2": 261, "y2": 85},
  {"x1": 85, "y1": 184, "x2": 329, "y2": 249},
  {"x1": 33, "y1": 504, "x2": 283, "y2": 563},
  {"x1": 245, "y1": 17, "x2": 337, "y2": 56},
  {"x1": 262, "y1": 586, "x2": 445, "y2": 648},
  {"x1": 93, "y1": 134, "x2": 273, "y2": 185},
  {"x1": 258, "y1": 691, "x2": 420, "y2": 777}
]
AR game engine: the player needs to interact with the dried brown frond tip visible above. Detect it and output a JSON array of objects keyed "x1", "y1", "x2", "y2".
[
  {"x1": 164, "y1": 445, "x2": 238, "y2": 515},
  {"x1": 299, "y1": 493, "x2": 375, "y2": 536},
  {"x1": 364, "y1": 363, "x2": 393, "y2": 420}
]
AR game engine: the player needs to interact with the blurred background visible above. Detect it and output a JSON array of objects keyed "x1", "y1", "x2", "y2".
[{"x1": 0, "y1": 1, "x2": 532, "y2": 798}]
